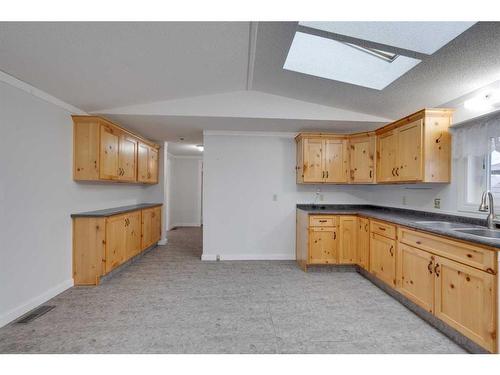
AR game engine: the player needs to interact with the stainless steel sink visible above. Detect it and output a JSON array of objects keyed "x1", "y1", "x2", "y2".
[
  {"x1": 415, "y1": 221, "x2": 475, "y2": 229},
  {"x1": 452, "y1": 228, "x2": 500, "y2": 239}
]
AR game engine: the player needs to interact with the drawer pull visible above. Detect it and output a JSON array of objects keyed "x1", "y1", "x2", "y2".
[
  {"x1": 416, "y1": 240, "x2": 422, "y2": 245},
  {"x1": 378, "y1": 227, "x2": 386, "y2": 231},
  {"x1": 319, "y1": 220, "x2": 327, "y2": 223}
]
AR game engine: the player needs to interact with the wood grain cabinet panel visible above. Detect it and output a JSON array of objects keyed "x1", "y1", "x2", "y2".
[
  {"x1": 302, "y1": 138, "x2": 324, "y2": 183},
  {"x1": 349, "y1": 134, "x2": 376, "y2": 183},
  {"x1": 105, "y1": 214, "x2": 127, "y2": 273},
  {"x1": 397, "y1": 120, "x2": 423, "y2": 181},
  {"x1": 357, "y1": 217, "x2": 370, "y2": 270},
  {"x1": 434, "y1": 256, "x2": 496, "y2": 352},
  {"x1": 309, "y1": 227, "x2": 338, "y2": 264},
  {"x1": 377, "y1": 130, "x2": 399, "y2": 183},
  {"x1": 324, "y1": 139, "x2": 348, "y2": 183},
  {"x1": 370, "y1": 232, "x2": 396, "y2": 287},
  {"x1": 339, "y1": 216, "x2": 357, "y2": 264},
  {"x1": 73, "y1": 116, "x2": 160, "y2": 184},
  {"x1": 125, "y1": 211, "x2": 142, "y2": 259},
  {"x1": 396, "y1": 243, "x2": 435, "y2": 313}
]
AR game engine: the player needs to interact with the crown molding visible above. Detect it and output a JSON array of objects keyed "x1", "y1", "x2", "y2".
[
  {"x1": 0, "y1": 70, "x2": 86, "y2": 115},
  {"x1": 203, "y1": 130, "x2": 297, "y2": 138}
]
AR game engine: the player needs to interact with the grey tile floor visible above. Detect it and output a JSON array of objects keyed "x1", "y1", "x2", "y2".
[{"x1": 0, "y1": 227, "x2": 467, "y2": 354}]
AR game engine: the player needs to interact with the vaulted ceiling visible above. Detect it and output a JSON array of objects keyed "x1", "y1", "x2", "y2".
[{"x1": 1, "y1": 21, "x2": 499, "y2": 155}]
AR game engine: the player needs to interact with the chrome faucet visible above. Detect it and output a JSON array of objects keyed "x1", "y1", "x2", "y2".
[{"x1": 479, "y1": 191, "x2": 496, "y2": 229}]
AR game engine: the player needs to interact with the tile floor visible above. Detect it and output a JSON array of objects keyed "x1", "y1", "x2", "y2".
[{"x1": 0, "y1": 227, "x2": 466, "y2": 353}]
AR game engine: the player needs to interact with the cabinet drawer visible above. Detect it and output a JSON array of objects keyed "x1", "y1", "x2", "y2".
[
  {"x1": 398, "y1": 227, "x2": 497, "y2": 274},
  {"x1": 370, "y1": 219, "x2": 396, "y2": 239},
  {"x1": 309, "y1": 215, "x2": 337, "y2": 227}
]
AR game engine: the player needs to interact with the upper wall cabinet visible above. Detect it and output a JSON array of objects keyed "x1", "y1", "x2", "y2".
[
  {"x1": 376, "y1": 109, "x2": 453, "y2": 183},
  {"x1": 296, "y1": 134, "x2": 349, "y2": 183},
  {"x1": 73, "y1": 116, "x2": 160, "y2": 184},
  {"x1": 295, "y1": 108, "x2": 453, "y2": 185}
]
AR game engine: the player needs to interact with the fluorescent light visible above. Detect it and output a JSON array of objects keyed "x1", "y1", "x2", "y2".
[
  {"x1": 284, "y1": 32, "x2": 421, "y2": 90},
  {"x1": 464, "y1": 91, "x2": 500, "y2": 111},
  {"x1": 196, "y1": 144, "x2": 204, "y2": 152},
  {"x1": 299, "y1": 22, "x2": 476, "y2": 55}
]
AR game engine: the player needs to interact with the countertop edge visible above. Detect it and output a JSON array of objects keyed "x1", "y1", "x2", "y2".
[{"x1": 71, "y1": 203, "x2": 163, "y2": 218}]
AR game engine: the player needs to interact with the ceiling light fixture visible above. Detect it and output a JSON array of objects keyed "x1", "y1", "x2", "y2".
[
  {"x1": 196, "y1": 145, "x2": 204, "y2": 152},
  {"x1": 464, "y1": 91, "x2": 500, "y2": 111}
]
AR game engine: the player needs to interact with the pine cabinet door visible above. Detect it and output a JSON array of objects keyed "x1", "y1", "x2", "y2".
[
  {"x1": 99, "y1": 125, "x2": 120, "y2": 180},
  {"x1": 377, "y1": 131, "x2": 398, "y2": 182},
  {"x1": 339, "y1": 216, "x2": 357, "y2": 264},
  {"x1": 309, "y1": 227, "x2": 338, "y2": 264},
  {"x1": 141, "y1": 208, "x2": 153, "y2": 249},
  {"x1": 125, "y1": 211, "x2": 142, "y2": 259},
  {"x1": 105, "y1": 214, "x2": 127, "y2": 273},
  {"x1": 357, "y1": 218, "x2": 370, "y2": 269},
  {"x1": 303, "y1": 138, "x2": 324, "y2": 183},
  {"x1": 152, "y1": 206, "x2": 162, "y2": 243},
  {"x1": 434, "y1": 256, "x2": 496, "y2": 352},
  {"x1": 396, "y1": 243, "x2": 435, "y2": 313},
  {"x1": 149, "y1": 147, "x2": 159, "y2": 183},
  {"x1": 349, "y1": 137, "x2": 375, "y2": 183},
  {"x1": 397, "y1": 120, "x2": 423, "y2": 181},
  {"x1": 118, "y1": 135, "x2": 137, "y2": 182},
  {"x1": 324, "y1": 139, "x2": 348, "y2": 183},
  {"x1": 137, "y1": 143, "x2": 149, "y2": 183},
  {"x1": 369, "y1": 233, "x2": 396, "y2": 287}
]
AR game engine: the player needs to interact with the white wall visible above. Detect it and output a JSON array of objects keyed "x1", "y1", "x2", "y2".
[
  {"x1": 169, "y1": 156, "x2": 202, "y2": 227},
  {"x1": 0, "y1": 80, "x2": 164, "y2": 327},
  {"x1": 202, "y1": 134, "x2": 370, "y2": 260}
]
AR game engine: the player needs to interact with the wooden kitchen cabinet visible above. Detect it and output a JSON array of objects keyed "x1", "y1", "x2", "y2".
[
  {"x1": 309, "y1": 227, "x2": 338, "y2": 264},
  {"x1": 142, "y1": 206, "x2": 162, "y2": 249},
  {"x1": 434, "y1": 256, "x2": 496, "y2": 352},
  {"x1": 73, "y1": 204, "x2": 162, "y2": 285},
  {"x1": 396, "y1": 243, "x2": 435, "y2": 313},
  {"x1": 348, "y1": 133, "x2": 376, "y2": 183},
  {"x1": 376, "y1": 109, "x2": 453, "y2": 183},
  {"x1": 138, "y1": 142, "x2": 159, "y2": 184},
  {"x1": 370, "y1": 232, "x2": 396, "y2": 287},
  {"x1": 357, "y1": 217, "x2": 370, "y2": 269},
  {"x1": 339, "y1": 216, "x2": 357, "y2": 264},
  {"x1": 105, "y1": 214, "x2": 127, "y2": 273},
  {"x1": 296, "y1": 134, "x2": 348, "y2": 183},
  {"x1": 73, "y1": 116, "x2": 160, "y2": 184}
]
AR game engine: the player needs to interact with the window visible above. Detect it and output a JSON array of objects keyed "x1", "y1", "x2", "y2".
[{"x1": 459, "y1": 137, "x2": 500, "y2": 213}]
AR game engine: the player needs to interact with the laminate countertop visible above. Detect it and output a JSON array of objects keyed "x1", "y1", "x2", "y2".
[
  {"x1": 71, "y1": 203, "x2": 162, "y2": 218},
  {"x1": 297, "y1": 204, "x2": 500, "y2": 250}
]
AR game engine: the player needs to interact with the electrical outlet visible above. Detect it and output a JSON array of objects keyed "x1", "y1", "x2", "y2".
[
  {"x1": 319, "y1": 194, "x2": 324, "y2": 201},
  {"x1": 216, "y1": 255, "x2": 221, "y2": 261},
  {"x1": 402, "y1": 196, "x2": 407, "y2": 205},
  {"x1": 434, "y1": 198, "x2": 441, "y2": 209},
  {"x1": 272, "y1": 194, "x2": 278, "y2": 201}
]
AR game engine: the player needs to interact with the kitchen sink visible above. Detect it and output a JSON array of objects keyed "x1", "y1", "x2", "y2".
[
  {"x1": 452, "y1": 228, "x2": 500, "y2": 239},
  {"x1": 415, "y1": 221, "x2": 476, "y2": 229}
]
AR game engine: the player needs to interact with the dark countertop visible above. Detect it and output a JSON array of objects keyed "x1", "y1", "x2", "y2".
[
  {"x1": 71, "y1": 203, "x2": 162, "y2": 218},
  {"x1": 297, "y1": 204, "x2": 500, "y2": 250}
]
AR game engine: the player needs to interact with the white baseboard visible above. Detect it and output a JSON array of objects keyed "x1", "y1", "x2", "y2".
[
  {"x1": 201, "y1": 253, "x2": 295, "y2": 261},
  {"x1": 158, "y1": 238, "x2": 168, "y2": 245},
  {"x1": 0, "y1": 278, "x2": 74, "y2": 328},
  {"x1": 171, "y1": 223, "x2": 201, "y2": 228}
]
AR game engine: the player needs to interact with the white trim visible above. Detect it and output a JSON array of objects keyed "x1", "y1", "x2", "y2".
[
  {"x1": 246, "y1": 22, "x2": 258, "y2": 90},
  {"x1": 203, "y1": 130, "x2": 297, "y2": 138},
  {"x1": 0, "y1": 278, "x2": 74, "y2": 328},
  {"x1": 171, "y1": 222, "x2": 202, "y2": 227},
  {"x1": 0, "y1": 69, "x2": 86, "y2": 115},
  {"x1": 201, "y1": 253, "x2": 295, "y2": 261},
  {"x1": 168, "y1": 154, "x2": 203, "y2": 160},
  {"x1": 158, "y1": 238, "x2": 168, "y2": 245}
]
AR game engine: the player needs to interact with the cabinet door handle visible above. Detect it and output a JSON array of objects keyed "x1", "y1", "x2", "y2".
[
  {"x1": 395, "y1": 167, "x2": 399, "y2": 176},
  {"x1": 427, "y1": 260, "x2": 433, "y2": 274},
  {"x1": 322, "y1": 171, "x2": 325, "y2": 179},
  {"x1": 389, "y1": 245, "x2": 394, "y2": 257},
  {"x1": 434, "y1": 263, "x2": 440, "y2": 277},
  {"x1": 333, "y1": 232, "x2": 336, "y2": 240},
  {"x1": 369, "y1": 170, "x2": 373, "y2": 179},
  {"x1": 365, "y1": 224, "x2": 368, "y2": 231},
  {"x1": 325, "y1": 171, "x2": 329, "y2": 178},
  {"x1": 391, "y1": 168, "x2": 396, "y2": 176}
]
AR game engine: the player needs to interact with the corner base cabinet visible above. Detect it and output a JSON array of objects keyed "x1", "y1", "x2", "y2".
[{"x1": 72, "y1": 204, "x2": 162, "y2": 285}]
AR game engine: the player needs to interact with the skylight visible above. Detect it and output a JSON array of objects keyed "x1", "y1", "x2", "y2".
[
  {"x1": 299, "y1": 22, "x2": 476, "y2": 55},
  {"x1": 283, "y1": 32, "x2": 421, "y2": 90}
]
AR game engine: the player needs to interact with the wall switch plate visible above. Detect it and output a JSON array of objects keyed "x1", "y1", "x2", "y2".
[
  {"x1": 272, "y1": 194, "x2": 278, "y2": 201},
  {"x1": 402, "y1": 196, "x2": 407, "y2": 205},
  {"x1": 434, "y1": 198, "x2": 441, "y2": 209}
]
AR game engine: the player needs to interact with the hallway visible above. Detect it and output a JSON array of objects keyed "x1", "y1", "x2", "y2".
[{"x1": 0, "y1": 227, "x2": 465, "y2": 353}]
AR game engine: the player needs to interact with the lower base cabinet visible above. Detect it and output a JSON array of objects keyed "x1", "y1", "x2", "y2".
[
  {"x1": 73, "y1": 204, "x2": 162, "y2": 285},
  {"x1": 357, "y1": 217, "x2": 370, "y2": 269},
  {"x1": 309, "y1": 227, "x2": 338, "y2": 264},
  {"x1": 369, "y1": 232, "x2": 396, "y2": 287},
  {"x1": 339, "y1": 216, "x2": 357, "y2": 264}
]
